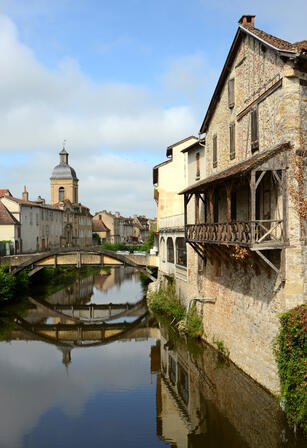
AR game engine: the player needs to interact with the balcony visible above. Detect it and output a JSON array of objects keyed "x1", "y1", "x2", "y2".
[{"x1": 186, "y1": 219, "x2": 285, "y2": 249}]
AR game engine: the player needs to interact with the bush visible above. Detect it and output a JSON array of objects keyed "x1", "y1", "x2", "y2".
[
  {"x1": 274, "y1": 304, "x2": 307, "y2": 433},
  {"x1": 149, "y1": 284, "x2": 203, "y2": 339},
  {"x1": 0, "y1": 266, "x2": 16, "y2": 302}
]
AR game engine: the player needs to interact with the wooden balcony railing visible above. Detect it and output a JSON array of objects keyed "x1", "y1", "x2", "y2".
[{"x1": 186, "y1": 220, "x2": 284, "y2": 246}]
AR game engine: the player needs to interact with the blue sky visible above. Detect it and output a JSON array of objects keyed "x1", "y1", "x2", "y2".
[{"x1": 0, "y1": 0, "x2": 306, "y2": 216}]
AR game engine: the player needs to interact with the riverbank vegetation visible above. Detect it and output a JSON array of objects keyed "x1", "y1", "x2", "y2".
[
  {"x1": 274, "y1": 304, "x2": 306, "y2": 434},
  {"x1": 148, "y1": 282, "x2": 203, "y2": 339},
  {"x1": 99, "y1": 232, "x2": 155, "y2": 254},
  {"x1": 0, "y1": 266, "x2": 29, "y2": 302}
]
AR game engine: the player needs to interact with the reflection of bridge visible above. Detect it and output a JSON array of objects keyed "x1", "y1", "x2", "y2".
[
  {"x1": 1, "y1": 248, "x2": 157, "y2": 280},
  {"x1": 11, "y1": 313, "x2": 159, "y2": 348},
  {"x1": 28, "y1": 296, "x2": 147, "y2": 323}
]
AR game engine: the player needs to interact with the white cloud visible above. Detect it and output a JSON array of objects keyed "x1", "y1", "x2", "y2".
[{"x1": 0, "y1": 14, "x2": 199, "y2": 153}]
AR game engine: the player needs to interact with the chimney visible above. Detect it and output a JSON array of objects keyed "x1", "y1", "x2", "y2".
[
  {"x1": 36, "y1": 195, "x2": 46, "y2": 205},
  {"x1": 22, "y1": 186, "x2": 29, "y2": 202},
  {"x1": 238, "y1": 15, "x2": 255, "y2": 26}
]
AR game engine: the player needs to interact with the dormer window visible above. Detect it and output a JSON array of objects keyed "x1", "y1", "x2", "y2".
[{"x1": 228, "y1": 78, "x2": 235, "y2": 108}]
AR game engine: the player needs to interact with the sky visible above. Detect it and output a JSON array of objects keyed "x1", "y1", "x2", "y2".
[{"x1": 0, "y1": 0, "x2": 306, "y2": 217}]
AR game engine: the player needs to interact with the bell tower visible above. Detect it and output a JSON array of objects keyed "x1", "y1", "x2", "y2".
[{"x1": 50, "y1": 147, "x2": 79, "y2": 205}]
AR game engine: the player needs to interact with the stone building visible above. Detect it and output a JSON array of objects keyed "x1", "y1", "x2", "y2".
[
  {"x1": 0, "y1": 147, "x2": 92, "y2": 253},
  {"x1": 153, "y1": 136, "x2": 197, "y2": 285},
  {"x1": 0, "y1": 187, "x2": 63, "y2": 253},
  {"x1": 51, "y1": 148, "x2": 92, "y2": 247},
  {"x1": 154, "y1": 16, "x2": 306, "y2": 393}
]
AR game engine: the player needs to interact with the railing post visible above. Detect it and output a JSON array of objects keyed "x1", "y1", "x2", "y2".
[
  {"x1": 226, "y1": 182, "x2": 232, "y2": 241},
  {"x1": 250, "y1": 170, "x2": 256, "y2": 243},
  {"x1": 184, "y1": 194, "x2": 188, "y2": 240}
]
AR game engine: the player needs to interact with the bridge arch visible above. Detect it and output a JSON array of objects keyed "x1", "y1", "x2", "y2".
[{"x1": 10, "y1": 248, "x2": 156, "y2": 281}]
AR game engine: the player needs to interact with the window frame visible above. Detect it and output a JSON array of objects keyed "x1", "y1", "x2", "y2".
[
  {"x1": 167, "y1": 237, "x2": 174, "y2": 263},
  {"x1": 176, "y1": 237, "x2": 187, "y2": 267}
]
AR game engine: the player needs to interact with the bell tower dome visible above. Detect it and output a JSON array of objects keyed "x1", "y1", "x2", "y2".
[{"x1": 50, "y1": 146, "x2": 79, "y2": 205}]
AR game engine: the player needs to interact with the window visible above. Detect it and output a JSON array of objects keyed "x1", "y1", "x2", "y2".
[
  {"x1": 230, "y1": 122, "x2": 235, "y2": 160},
  {"x1": 59, "y1": 187, "x2": 65, "y2": 202},
  {"x1": 196, "y1": 152, "x2": 200, "y2": 179},
  {"x1": 231, "y1": 192, "x2": 237, "y2": 221},
  {"x1": 36, "y1": 213, "x2": 39, "y2": 226},
  {"x1": 160, "y1": 237, "x2": 165, "y2": 262},
  {"x1": 228, "y1": 78, "x2": 235, "y2": 108},
  {"x1": 30, "y1": 212, "x2": 33, "y2": 225},
  {"x1": 167, "y1": 237, "x2": 174, "y2": 263},
  {"x1": 176, "y1": 238, "x2": 187, "y2": 267},
  {"x1": 251, "y1": 107, "x2": 259, "y2": 153},
  {"x1": 213, "y1": 134, "x2": 217, "y2": 168}
]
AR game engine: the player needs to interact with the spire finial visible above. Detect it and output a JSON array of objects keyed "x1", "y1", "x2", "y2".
[{"x1": 63, "y1": 139, "x2": 66, "y2": 150}]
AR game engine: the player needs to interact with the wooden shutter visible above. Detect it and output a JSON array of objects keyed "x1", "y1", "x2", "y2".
[
  {"x1": 228, "y1": 78, "x2": 235, "y2": 108},
  {"x1": 196, "y1": 152, "x2": 200, "y2": 178},
  {"x1": 213, "y1": 134, "x2": 217, "y2": 168},
  {"x1": 229, "y1": 122, "x2": 235, "y2": 160},
  {"x1": 251, "y1": 108, "x2": 259, "y2": 152}
]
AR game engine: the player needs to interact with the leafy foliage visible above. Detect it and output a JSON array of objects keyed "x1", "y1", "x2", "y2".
[
  {"x1": 100, "y1": 232, "x2": 155, "y2": 254},
  {"x1": 0, "y1": 266, "x2": 16, "y2": 302},
  {"x1": 148, "y1": 284, "x2": 203, "y2": 339},
  {"x1": 274, "y1": 304, "x2": 307, "y2": 433},
  {"x1": 0, "y1": 266, "x2": 29, "y2": 302}
]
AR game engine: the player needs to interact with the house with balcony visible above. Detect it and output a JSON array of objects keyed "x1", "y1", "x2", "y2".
[
  {"x1": 158, "y1": 15, "x2": 306, "y2": 394},
  {"x1": 153, "y1": 136, "x2": 197, "y2": 287}
]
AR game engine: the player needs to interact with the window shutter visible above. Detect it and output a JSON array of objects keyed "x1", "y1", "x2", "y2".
[
  {"x1": 251, "y1": 108, "x2": 259, "y2": 153},
  {"x1": 213, "y1": 135, "x2": 217, "y2": 168},
  {"x1": 196, "y1": 152, "x2": 200, "y2": 178},
  {"x1": 228, "y1": 78, "x2": 235, "y2": 108},
  {"x1": 230, "y1": 122, "x2": 235, "y2": 160}
]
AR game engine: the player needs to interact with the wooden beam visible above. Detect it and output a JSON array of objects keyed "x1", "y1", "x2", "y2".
[
  {"x1": 208, "y1": 189, "x2": 214, "y2": 224},
  {"x1": 255, "y1": 250, "x2": 280, "y2": 276},
  {"x1": 250, "y1": 170, "x2": 256, "y2": 243},
  {"x1": 255, "y1": 171, "x2": 266, "y2": 190},
  {"x1": 282, "y1": 157, "x2": 288, "y2": 242}
]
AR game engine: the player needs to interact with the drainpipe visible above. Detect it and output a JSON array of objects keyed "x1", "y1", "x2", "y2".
[{"x1": 185, "y1": 297, "x2": 216, "y2": 323}]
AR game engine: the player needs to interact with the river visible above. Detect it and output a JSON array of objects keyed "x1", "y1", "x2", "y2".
[{"x1": 0, "y1": 266, "x2": 304, "y2": 448}]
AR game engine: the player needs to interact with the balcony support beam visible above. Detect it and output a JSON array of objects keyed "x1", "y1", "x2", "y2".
[{"x1": 250, "y1": 170, "x2": 256, "y2": 243}]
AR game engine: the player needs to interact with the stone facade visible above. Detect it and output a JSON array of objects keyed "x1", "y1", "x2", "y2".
[{"x1": 154, "y1": 17, "x2": 306, "y2": 393}]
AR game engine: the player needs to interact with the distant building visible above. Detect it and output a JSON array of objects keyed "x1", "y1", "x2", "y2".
[
  {"x1": 50, "y1": 148, "x2": 92, "y2": 247},
  {"x1": 0, "y1": 146, "x2": 92, "y2": 253}
]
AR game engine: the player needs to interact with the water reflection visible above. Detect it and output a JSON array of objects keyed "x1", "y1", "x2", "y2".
[
  {"x1": 0, "y1": 267, "x2": 304, "y2": 448},
  {"x1": 154, "y1": 326, "x2": 305, "y2": 448}
]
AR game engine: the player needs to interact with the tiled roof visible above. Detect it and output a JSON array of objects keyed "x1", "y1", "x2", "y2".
[
  {"x1": 180, "y1": 141, "x2": 290, "y2": 194},
  {"x1": 0, "y1": 189, "x2": 12, "y2": 197},
  {"x1": 3, "y1": 195, "x2": 60, "y2": 210},
  {"x1": 199, "y1": 22, "x2": 306, "y2": 134},
  {"x1": 241, "y1": 23, "x2": 297, "y2": 52},
  {"x1": 0, "y1": 202, "x2": 19, "y2": 225},
  {"x1": 93, "y1": 219, "x2": 110, "y2": 232}
]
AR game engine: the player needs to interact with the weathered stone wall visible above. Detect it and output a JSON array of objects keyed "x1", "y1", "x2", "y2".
[{"x1": 183, "y1": 31, "x2": 306, "y2": 394}]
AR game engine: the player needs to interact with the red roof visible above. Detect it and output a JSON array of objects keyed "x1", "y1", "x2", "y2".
[
  {"x1": 93, "y1": 219, "x2": 110, "y2": 232},
  {"x1": 0, "y1": 189, "x2": 12, "y2": 197},
  {"x1": 241, "y1": 23, "x2": 298, "y2": 52},
  {"x1": 0, "y1": 202, "x2": 19, "y2": 225}
]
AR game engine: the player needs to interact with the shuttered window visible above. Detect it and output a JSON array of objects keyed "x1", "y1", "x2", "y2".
[
  {"x1": 213, "y1": 134, "x2": 217, "y2": 168},
  {"x1": 230, "y1": 122, "x2": 235, "y2": 160},
  {"x1": 196, "y1": 152, "x2": 200, "y2": 178},
  {"x1": 251, "y1": 108, "x2": 259, "y2": 153},
  {"x1": 228, "y1": 78, "x2": 235, "y2": 108}
]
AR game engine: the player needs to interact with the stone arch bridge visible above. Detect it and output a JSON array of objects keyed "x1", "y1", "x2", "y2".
[{"x1": 1, "y1": 248, "x2": 157, "y2": 281}]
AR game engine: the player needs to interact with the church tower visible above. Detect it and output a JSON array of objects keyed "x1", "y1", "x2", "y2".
[{"x1": 50, "y1": 147, "x2": 79, "y2": 205}]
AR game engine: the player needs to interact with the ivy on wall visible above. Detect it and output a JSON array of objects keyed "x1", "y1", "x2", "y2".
[{"x1": 274, "y1": 304, "x2": 307, "y2": 434}]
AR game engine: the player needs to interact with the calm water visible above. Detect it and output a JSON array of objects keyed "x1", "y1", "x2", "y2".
[{"x1": 0, "y1": 266, "x2": 304, "y2": 448}]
